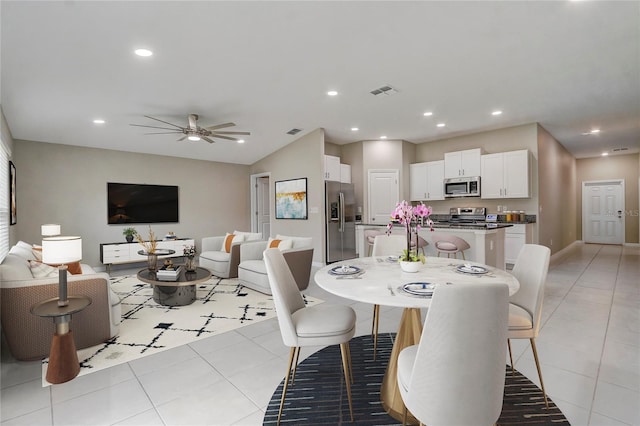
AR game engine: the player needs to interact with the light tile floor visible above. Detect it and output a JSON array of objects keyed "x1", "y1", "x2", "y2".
[{"x1": 1, "y1": 243, "x2": 638, "y2": 425}]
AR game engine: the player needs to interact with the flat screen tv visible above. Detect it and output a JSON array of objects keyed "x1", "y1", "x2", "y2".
[{"x1": 107, "y1": 182, "x2": 179, "y2": 224}]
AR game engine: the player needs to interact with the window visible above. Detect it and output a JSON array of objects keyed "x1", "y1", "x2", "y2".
[{"x1": 0, "y1": 138, "x2": 10, "y2": 262}]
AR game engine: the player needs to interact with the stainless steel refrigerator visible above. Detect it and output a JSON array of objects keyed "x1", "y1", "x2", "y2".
[{"x1": 325, "y1": 181, "x2": 357, "y2": 263}]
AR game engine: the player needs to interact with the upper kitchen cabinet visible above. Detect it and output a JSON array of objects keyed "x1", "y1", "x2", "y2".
[
  {"x1": 444, "y1": 148, "x2": 481, "y2": 178},
  {"x1": 481, "y1": 149, "x2": 530, "y2": 199},
  {"x1": 340, "y1": 163, "x2": 351, "y2": 183},
  {"x1": 324, "y1": 155, "x2": 341, "y2": 181},
  {"x1": 410, "y1": 160, "x2": 444, "y2": 201}
]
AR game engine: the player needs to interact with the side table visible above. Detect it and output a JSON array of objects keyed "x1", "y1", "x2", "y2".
[{"x1": 30, "y1": 296, "x2": 92, "y2": 384}]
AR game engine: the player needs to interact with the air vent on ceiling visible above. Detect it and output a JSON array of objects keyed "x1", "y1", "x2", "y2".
[
  {"x1": 370, "y1": 85, "x2": 398, "y2": 96},
  {"x1": 287, "y1": 128, "x2": 302, "y2": 135},
  {"x1": 612, "y1": 147, "x2": 629, "y2": 152}
]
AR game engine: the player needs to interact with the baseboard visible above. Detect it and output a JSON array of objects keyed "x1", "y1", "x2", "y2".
[
  {"x1": 624, "y1": 242, "x2": 640, "y2": 247},
  {"x1": 550, "y1": 240, "x2": 582, "y2": 265}
]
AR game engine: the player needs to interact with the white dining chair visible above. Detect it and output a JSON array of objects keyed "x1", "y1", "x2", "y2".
[
  {"x1": 263, "y1": 248, "x2": 356, "y2": 424},
  {"x1": 370, "y1": 234, "x2": 409, "y2": 359},
  {"x1": 507, "y1": 243, "x2": 551, "y2": 408},
  {"x1": 364, "y1": 229, "x2": 385, "y2": 256},
  {"x1": 397, "y1": 282, "x2": 509, "y2": 426}
]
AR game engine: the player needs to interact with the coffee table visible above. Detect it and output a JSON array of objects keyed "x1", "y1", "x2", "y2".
[{"x1": 137, "y1": 267, "x2": 211, "y2": 306}]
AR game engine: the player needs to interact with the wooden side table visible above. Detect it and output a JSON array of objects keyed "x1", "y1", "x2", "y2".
[{"x1": 30, "y1": 296, "x2": 92, "y2": 384}]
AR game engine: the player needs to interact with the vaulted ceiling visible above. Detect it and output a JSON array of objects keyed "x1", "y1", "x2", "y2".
[{"x1": 2, "y1": 1, "x2": 638, "y2": 164}]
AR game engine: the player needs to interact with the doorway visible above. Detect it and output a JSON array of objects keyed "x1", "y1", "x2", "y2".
[
  {"x1": 251, "y1": 173, "x2": 271, "y2": 239},
  {"x1": 368, "y1": 170, "x2": 399, "y2": 224},
  {"x1": 582, "y1": 180, "x2": 625, "y2": 244}
]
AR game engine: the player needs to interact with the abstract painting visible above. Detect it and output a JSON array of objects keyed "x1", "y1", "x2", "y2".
[{"x1": 275, "y1": 178, "x2": 307, "y2": 219}]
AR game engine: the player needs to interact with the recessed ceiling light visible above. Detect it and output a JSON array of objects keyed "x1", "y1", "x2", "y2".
[
  {"x1": 237, "y1": 139, "x2": 245, "y2": 144},
  {"x1": 423, "y1": 112, "x2": 433, "y2": 117},
  {"x1": 327, "y1": 90, "x2": 338, "y2": 96},
  {"x1": 134, "y1": 48, "x2": 153, "y2": 57},
  {"x1": 93, "y1": 119, "x2": 105, "y2": 124},
  {"x1": 590, "y1": 129, "x2": 600, "y2": 134},
  {"x1": 492, "y1": 110, "x2": 503, "y2": 116},
  {"x1": 380, "y1": 135, "x2": 387, "y2": 139},
  {"x1": 188, "y1": 135, "x2": 200, "y2": 141},
  {"x1": 601, "y1": 152, "x2": 609, "y2": 156},
  {"x1": 351, "y1": 127, "x2": 359, "y2": 132},
  {"x1": 437, "y1": 123, "x2": 446, "y2": 128}
]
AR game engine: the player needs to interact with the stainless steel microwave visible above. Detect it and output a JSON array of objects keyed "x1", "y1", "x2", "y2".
[{"x1": 444, "y1": 176, "x2": 481, "y2": 198}]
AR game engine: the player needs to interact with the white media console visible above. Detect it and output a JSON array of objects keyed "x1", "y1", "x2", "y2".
[{"x1": 100, "y1": 238, "x2": 195, "y2": 274}]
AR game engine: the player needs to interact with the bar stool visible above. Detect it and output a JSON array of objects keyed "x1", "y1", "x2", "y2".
[
  {"x1": 364, "y1": 230, "x2": 385, "y2": 257},
  {"x1": 432, "y1": 234, "x2": 470, "y2": 260}
]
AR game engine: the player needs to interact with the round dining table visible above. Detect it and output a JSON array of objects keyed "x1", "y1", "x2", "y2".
[{"x1": 314, "y1": 256, "x2": 519, "y2": 424}]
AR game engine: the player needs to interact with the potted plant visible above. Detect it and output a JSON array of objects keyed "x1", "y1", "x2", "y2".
[
  {"x1": 122, "y1": 227, "x2": 137, "y2": 243},
  {"x1": 387, "y1": 201, "x2": 434, "y2": 272}
]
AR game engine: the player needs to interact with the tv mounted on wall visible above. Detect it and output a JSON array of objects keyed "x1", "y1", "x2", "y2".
[{"x1": 107, "y1": 182, "x2": 179, "y2": 224}]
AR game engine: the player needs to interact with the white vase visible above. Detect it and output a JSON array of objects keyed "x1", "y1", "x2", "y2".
[{"x1": 400, "y1": 260, "x2": 421, "y2": 273}]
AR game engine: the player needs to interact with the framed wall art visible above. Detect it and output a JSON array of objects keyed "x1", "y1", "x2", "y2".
[
  {"x1": 9, "y1": 161, "x2": 16, "y2": 225},
  {"x1": 275, "y1": 178, "x2": 308, "y2": 220}
]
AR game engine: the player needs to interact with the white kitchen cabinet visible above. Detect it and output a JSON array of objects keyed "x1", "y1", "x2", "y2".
[
  {"x1": 340, "y1": 163, "x2": 351, "y2": 183},
  {"x1": 444, "y1": 148, "x2": 481, "y2": 178},
  {"x1": 324, "y1": 155, "x2": 341, "y2": 181},
  {"x1": 481, "y1": 149, "x2": 530, "y2": 199},
  {"x1": 504, "y1": 224, "x2": 533, "y2": 266},
  {"x1": 410, "y1": 160, "x2": 445, "y2": 201}
]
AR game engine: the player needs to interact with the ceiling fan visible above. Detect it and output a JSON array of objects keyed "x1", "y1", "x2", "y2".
[{"x1": 130, "y1": 114, "x2": 250, "y2": 143}]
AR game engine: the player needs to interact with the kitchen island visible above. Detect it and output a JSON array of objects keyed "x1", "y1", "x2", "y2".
[{"x1": 355, "y1": 222, "x2": 512, "y2": 269}]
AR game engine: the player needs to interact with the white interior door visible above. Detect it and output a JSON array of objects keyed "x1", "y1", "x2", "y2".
[
  {"x1": 368, "y1": 170, "x2": 399, "y2": 224},
  {"x1": 257, "y1": 176, "x2": 270, "y2": 239},
  {"x1": 583, "y1": 180, "x2": 624, "y2": 244}
]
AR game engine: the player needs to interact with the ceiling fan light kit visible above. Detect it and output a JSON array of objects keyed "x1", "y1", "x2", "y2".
[{"x1": 130, "y1": 114, "x2": 250, "y2": 144}]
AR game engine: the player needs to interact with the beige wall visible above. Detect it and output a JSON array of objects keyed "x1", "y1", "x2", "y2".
[
  {"x1": 414, "y1": 124, "x2": 539, "y2": 216},
  {"x1": 537, "y1": 125, "x2": 577, "y2": 253},
  {"x1": 576, "y1": 153, "x2": 639, "y2": 244},
  {"x1": 13, "y1": 140, "x2": 251, "y2": 269},
  {"x1": 250, "y1": 129, "x2": 325, "y2": 263}
]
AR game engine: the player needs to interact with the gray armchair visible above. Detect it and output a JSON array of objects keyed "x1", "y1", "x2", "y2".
[
  {"x1": 238, "y1": 235, "x2": 313, "y2": 295},
  {"x1": 199, "y1": 232, "x2": 263, "y2": 278}
]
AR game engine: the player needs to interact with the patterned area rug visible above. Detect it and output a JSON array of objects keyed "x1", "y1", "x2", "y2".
[
  {"x1": 42, "y1": 274, "x2": 321, "y2": 385},
  {"x1": 264, "y1": 334, "x2": 569, "y2": 425}
]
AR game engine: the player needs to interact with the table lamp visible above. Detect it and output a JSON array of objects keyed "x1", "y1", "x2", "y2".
[
  {"x1": 41, "y1": 224, "x2": 61, "y2": 237},
  {"x1": 42, "y1": 236, "x2": 82, "y2": 307}
]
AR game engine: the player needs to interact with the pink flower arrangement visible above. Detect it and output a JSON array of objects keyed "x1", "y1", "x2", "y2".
[{"x1": 387, "y1": 200, "x2": 434, "y2": 262}]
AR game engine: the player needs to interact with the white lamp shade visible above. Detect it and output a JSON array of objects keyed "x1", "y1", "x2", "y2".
[
  {"x1": 41, "y1": 224, "x2": 61, "y2": 236},
  {"x1": 42, "y1": 236, "x2": 82, "y2": 264}
]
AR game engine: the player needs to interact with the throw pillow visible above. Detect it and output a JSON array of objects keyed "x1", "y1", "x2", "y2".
[
  {"x1": 233, "y1": 231, "x2": 263, "y2": 241},
  {"x1": 9, "y1": 245, "x2": 36, "y2": 261},
  {"x1": 32, "y1": 245, "x2": 43, "y2": 261},
  {"x1": 28, "y1": 260, "x2": 61, "y2": 278},
  {"x1": 223, "y1": 233, "x2": 244, "y2": 253},
  {"x1": 267, "y1": 237, "x2": 293, "y2": 251}
]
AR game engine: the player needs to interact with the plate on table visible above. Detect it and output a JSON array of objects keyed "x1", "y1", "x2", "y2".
[
  {"x1": 401, "y1": 282, "x2": 436, "y2": 297},
  {"x1": 329, "y1": 265, "x2": 362, "y2": 276},
  {"x1": 456, "y1": 264, "x2": 489, "y2": 275},
  {"x1": 386, "y1": 256, "x2": 399, "y2": 263}
]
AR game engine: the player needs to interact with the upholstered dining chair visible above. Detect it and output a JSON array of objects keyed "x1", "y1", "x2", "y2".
[
  {"x1": 364, "y1": 229, "x2": 385, "y2": 256},
  {"x1": 507, "y1": 244, "x2": 551, "y2": 408},
  {"x1": 431, "y1": 233, "x2": 471, "y2": 260},
  {"x1": 397, "y1": 282, "x2": 509, "y2": 426},
  {"x1": 370, "y1": 234, "x2": 408, "y2": 359},
  {"x1": 264, "y1": 248, "x2": 356, "y2": 425}
]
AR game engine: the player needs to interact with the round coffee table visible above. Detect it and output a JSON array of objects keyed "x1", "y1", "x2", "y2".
[{"x1": 137, "y1": 267, "x2": 211, "y2": 306}]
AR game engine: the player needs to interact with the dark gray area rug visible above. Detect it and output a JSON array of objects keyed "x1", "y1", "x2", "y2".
[{"x1": 264, "y1": 333, "x2": 569, "y2": 425}]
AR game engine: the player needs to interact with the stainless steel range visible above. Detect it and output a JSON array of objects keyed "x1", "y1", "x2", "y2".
[{"x1": 448, "y1": 207, "x2": 487, "y2": 224}]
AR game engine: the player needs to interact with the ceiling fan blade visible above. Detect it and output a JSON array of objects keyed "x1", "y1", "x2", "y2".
[
  {"x1": 211, "y1": 131, "x2": 251, "y2": 135},
  {"x1": 177, "y1": 136, "x2": 187, "y2": 141},
  {"x1": 143, "y1": 115, "x2": 184, "y2": 129},
  {"x1": 143, "y1": 132, "x2": 183, "y2": 135},
  {"x1": 202, "y1": 137, "x2": 216, "y2": 144},
  {"x1": 212, "y1": 134, "x2": 238, "y2": 141},
  {"x1": 205, "y1": 122, "x2": 235, "y2": 131},
  {"x1": 130, "y1": 124, "x2": 181, "y2": 131}
]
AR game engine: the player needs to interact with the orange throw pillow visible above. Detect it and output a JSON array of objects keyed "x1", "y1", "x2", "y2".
[
  {"x1": 224, "y1": 234, "x2": 235, "y2": 253},
  {"x1": 66, "y1": 261, "x2": 83, "y2": 275},
  {"x1": 269, "y1": 239, "x2": 282, "y2": 248}
]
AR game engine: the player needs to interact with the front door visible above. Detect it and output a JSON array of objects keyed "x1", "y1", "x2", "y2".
[
  {"x1": 582, "y1": 180, "x2": 624, "y2": 244},
  {"x1": 257, "y1": 176, "x2": 270, "y2": 239},
  {"x1": 368, "y1": 170, "x2": 399, "y2": 224}
]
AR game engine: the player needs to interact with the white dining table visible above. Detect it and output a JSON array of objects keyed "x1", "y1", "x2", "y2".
[{"x1": 314, "y1": 256, "x2": 519, "y2": 423}]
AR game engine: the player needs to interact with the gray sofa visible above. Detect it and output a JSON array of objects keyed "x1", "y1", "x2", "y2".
[
  {"x1": 0, "y1": 242, "x2": 121, "y2": 361},
  {"x1": 238, "y1": 235, "x2": 314, "y2": 295}
]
